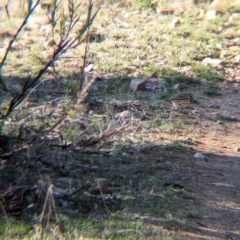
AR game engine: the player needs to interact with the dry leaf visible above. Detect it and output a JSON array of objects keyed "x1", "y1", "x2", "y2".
[{"x1": 157, "y1": 7, "x2": 174, "y2": 15}]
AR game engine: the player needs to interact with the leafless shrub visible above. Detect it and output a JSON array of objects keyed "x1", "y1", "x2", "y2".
[{"x1": 0, "y1": 0, "x2": 98, "y2": 123}]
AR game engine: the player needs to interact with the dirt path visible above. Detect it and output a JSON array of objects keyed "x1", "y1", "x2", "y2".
[{"x1": 176, "y1": 83, "x2": 240, "y2": 239}]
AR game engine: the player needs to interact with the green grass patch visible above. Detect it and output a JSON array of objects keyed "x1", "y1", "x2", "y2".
[
  {"x1": 203, "y1": 84, "x2": 220, "y2": 96},
  {"x1": 159, "y1": 67, "x2": 201, "y2": 89},
  {"x1": 0, "y1": 217, "x2": 31, "y2": 239},
  {"x1": 191, "y1": 64, "x2": 224, "y2": 82},
  {"x1": 103, "y1": 76, "x2": 131, "y2": 95},
  {"x1": 160, "y1": 90, "x2": 175, "y2": 100},
  {"x1": 134, "y1": 0, "x2": 158, "y2": 10},
  {"x1": 136, "y1": 91, "x2": 150, "y2": 100},
  {"x1": 162, "y1": 141, "x2": 187, "y2": 152}
]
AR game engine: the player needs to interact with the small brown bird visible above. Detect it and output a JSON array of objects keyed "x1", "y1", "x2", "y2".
[
  {"x1": 85, "y1": 178, "x2": 123, "y2": 195},
  {"x1": 170, "y1": 93, "x2": 193, "y2": 109},
  {"x1": 85, "y1": 178, "x2": 109, "y2": 195}
]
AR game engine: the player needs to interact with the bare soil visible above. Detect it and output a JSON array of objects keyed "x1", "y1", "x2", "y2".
[{"x1": 165, "y1": 82, "x2": 240, "y2": 239}]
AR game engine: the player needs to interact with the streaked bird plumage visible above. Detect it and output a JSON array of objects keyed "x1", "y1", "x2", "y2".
[{"x1": 170, "y1": 93, "x2": 193, "y2": 109}]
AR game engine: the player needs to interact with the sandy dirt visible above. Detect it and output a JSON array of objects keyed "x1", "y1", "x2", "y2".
[{"x1": 170, "y1": 82, "x2": 240, "y2": 239}]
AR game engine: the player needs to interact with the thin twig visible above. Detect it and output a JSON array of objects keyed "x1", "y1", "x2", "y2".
[
  {"x1": 0, "y1": 0, "x2": 42, "y2": 68},
  {"x1": 0, "y1": 200, "x2": 9, "y2": 226}
]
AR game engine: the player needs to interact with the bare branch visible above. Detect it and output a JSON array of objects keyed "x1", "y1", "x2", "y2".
[{"x1": 0, "y1": 0, "x2": 42, "y2": 68}]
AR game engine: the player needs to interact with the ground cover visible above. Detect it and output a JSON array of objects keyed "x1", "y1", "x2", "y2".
[{"x1": 0, "y1": 0, "x2": 240, "y2": 239}]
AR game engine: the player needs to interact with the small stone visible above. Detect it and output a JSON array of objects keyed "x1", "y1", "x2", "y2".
[
  {"x1": 202, "y1": 58, "x2": 222, "y2": 67},
  {"x1": 194, "y1": 152, "x2": 205, "y2": 159},
  {"x1": 122, "y1": 152, "x2": 129, "y2": 157},
  {"x1": 162, "y1": 33, "x2": 169, "y2": 39},
  {"x1": 235, "y1": 55, "x2": 240, "y2": 63},
  {"x1": 84, "y1": 64, "x2": 94, "y2": 73},
  {"x1": 141, "y1": 121, "x2": 151, "y2": 129},
  {"x1": 236, "y1": 147, "x2": 240, "y2": 152},
  {"x1": 130, "y1": 79, "x2": 147, "y2": 92},
  {"x1": 206, "y1": 10, "x2": 217, "y2": 20},
  {"x1": 216, "y1": 43, "x2": 222, "y2": 50}
]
